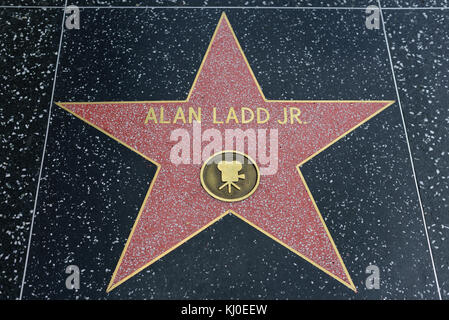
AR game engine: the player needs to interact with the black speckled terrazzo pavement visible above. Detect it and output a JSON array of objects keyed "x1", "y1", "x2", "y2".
[
  {"x1": 0, "y1": 8, "x2": 62, "y2": 300},
  {"x1": 1, "y1": 2, "x2": 448, "y2": 300}
]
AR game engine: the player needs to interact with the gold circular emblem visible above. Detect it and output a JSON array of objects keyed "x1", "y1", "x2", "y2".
[{"x1": 200, "y1": 150, "x2": 260, "y2": 202}]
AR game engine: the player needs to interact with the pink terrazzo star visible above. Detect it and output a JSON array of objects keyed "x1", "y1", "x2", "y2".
[{"x1": 57, "y1": 13, "x2": 393, "y2": 292}]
